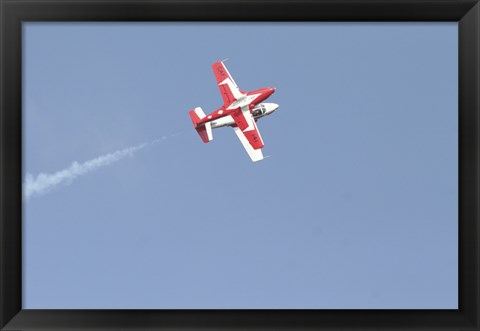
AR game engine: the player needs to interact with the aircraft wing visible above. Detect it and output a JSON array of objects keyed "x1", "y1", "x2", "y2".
[
  {"x1": 212, "y1": 61, "x2": 244, "y2": 106},
  {"x1": 232, "y1": 105, "x2": 265, "y2": 162}
]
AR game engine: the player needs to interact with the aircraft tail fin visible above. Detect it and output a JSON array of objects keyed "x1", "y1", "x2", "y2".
[{"x1": 189, "y1": 107, "x2": 213, "y2": 143}]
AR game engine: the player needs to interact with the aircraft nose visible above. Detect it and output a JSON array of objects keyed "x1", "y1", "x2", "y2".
[
  {"x1": 264, "y1": 103, "x2": 279, "y2": 114},
  {"x1": 270, "y1": 87, "x2": 276, "y2": 94}
]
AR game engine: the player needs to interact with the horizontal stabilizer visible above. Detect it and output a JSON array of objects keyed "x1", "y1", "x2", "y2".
[
  {"x1": 189, "y1": 107, "x2": 213, "y2": 143},
  {"x1": 189, "y1": 107, "x2": 205, "y2": 126}
]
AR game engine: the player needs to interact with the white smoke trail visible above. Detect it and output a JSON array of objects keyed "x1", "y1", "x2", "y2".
[{"x1": 23, "y1": 136, "x2": 170, "y2": 201}]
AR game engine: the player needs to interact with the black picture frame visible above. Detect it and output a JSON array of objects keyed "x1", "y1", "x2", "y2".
[{"x1": 1, "y1": 0, "x2": 479, "y2": 330}]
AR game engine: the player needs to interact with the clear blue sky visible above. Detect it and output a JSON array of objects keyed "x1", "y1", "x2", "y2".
[{"x1": 23, "y1": 22, "x2": 458, "y2": 309}]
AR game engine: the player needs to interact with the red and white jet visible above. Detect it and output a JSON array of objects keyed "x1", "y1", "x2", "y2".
[{"x1": 189, "y1": 61, "x2": 278, "y2": 162}]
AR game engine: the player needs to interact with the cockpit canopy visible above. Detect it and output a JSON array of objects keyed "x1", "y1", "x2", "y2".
[{"x1": 252, "y1": 104, "x2": 266, "y2": 117}]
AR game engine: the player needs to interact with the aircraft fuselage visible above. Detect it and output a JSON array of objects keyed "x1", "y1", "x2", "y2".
[
  {"x1": 199, "y1": 87, "x2": 277, "y2": 127},
  {"x1": 210, "y1": 102, "x2": 279, "y2": 129}
]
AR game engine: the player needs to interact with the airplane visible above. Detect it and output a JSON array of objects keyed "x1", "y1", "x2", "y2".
[{"x1": 189, "y1": 60, "x2": 279, "y2": 162}]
